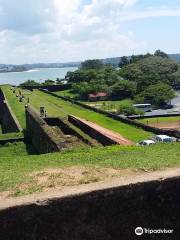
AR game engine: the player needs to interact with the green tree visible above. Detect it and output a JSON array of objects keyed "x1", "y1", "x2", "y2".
[
  {"x1": 154, "y1": 49, "x2": 169, "y2": 58},
  {"x1": 43, "y1": 80, "x2": 55, "y2": 85},
  {"x1": 20, "y1": 80, "x2": 40, "y2": 86},
  {"x1": 56, "y1": 78, "x2": 63, "y2": 84},
  {"x1": 65, "y1": 69, "x2": 98, "y2": 83},
  {"x1": 117, "y1": 103, "x2": 144, "y2": 116},
  {"x1": 135, "y1": 83, "x2": 175, "y2": 106},
  {"x1": 119, "y1": 56, "x2": 129, "y2": 68},
  {"x1": 72, "y1": 81, "x2": 108, "y2": 100},
  {"x1": 109, "y1": 80, "x2": 136, "y2": 99},
  {"x1": 119, "y1": 56, "x2": 179, "y2": 92},
  {"x1": 81, "y1": 59, "x2": 104, "y2": 70}
]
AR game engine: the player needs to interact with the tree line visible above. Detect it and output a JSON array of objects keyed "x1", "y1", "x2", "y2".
[
  {"x1": 65, "y1": 50, "x2": 178, "y2": 107},
  {"x1": 19, "y1": 50, "x2": 179, "y2": 115}
]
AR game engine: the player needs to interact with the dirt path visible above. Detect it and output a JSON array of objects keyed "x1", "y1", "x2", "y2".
[
  {"x1": 73, "y1": 116, "x2": 134, "y2": 146},
  {"x1": 149, "y1": 122, "x2": 180, "y2": 130},
  {"x1": 1, "y1": 167, "x2": 180, "y2": 210}
]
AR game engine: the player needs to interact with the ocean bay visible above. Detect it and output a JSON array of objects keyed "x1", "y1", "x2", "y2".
[{"x1": 0, "y1": 67, "x2": 77, "y2": 85}]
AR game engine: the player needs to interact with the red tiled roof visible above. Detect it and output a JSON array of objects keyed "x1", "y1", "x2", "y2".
[{"x1": 88, "y1": 92, "x2": 107, "y2": 98}]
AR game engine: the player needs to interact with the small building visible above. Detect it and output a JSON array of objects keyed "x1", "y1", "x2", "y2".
[{"x1": 88, "y1": 92, "x2": 108, "y2": 101}]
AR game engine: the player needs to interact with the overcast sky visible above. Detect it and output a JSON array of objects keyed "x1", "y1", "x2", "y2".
[{"x1": 0, "y1": 0, "x2": 179, "y2": 64}]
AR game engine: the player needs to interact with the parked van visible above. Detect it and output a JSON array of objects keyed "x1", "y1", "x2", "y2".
[
  {"x1": 133, "y1": 104, "x2": 152, "y2": 112},
  {"x1": 154, "y1": 135, "x2": 173, "y2": 143}
]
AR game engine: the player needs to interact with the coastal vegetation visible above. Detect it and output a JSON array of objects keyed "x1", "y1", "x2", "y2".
[{"x1": 61, "y1": 51, "x2": 179, "y2": 112}]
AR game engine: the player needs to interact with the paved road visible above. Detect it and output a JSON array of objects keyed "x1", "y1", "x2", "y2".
[{"x1": 143, "y1": 91, "x2": 180, "y2": 117}]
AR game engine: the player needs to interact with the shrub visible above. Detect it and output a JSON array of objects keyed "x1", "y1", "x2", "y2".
[{"x1": 117, "y1": 104, "x2": 144, "y2": 116}]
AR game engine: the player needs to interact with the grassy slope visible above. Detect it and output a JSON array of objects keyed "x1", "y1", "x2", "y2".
[
  {"x1": 1, "y1": 85, "x2": 27, "y2": 129},
  {"x1": 0, "y1": 142, "x2": 29, "y2": 157},
  {"x1": 56, "y1": 89, "x2": 77, "y2": 98},
  {"x1": 1, "y1": 86, "x2": 152, "y2": 142},
  {"x1": 55, "y1": 90, "x2": 133, "y2": 110},
  {"x1": 0, "y1": 143, "x2": 179, "y2": 193},
  {"x1": 81, "y1": 99, "x2": 133, "y2": 112},
  {"x1": 139, "y1": 116, "x2": 180, "y2": 124},
  {"x1": 0, "y1": 132, "x2": 24, "y2": 140},
  {"x1": 28, "y1": 90, "x2": 152, "y2": 142}
]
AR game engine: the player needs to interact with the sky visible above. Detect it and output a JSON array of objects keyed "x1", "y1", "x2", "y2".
[{"x1": 0, "y1": 0, "x2": 180, "y2": 64}]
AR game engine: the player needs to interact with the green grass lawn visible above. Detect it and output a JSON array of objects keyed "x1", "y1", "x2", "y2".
[
  {"x1": 82, "y1": 99, "x2": 133, "y2": 112},
  {"x1": 0, "y1": 132, "x2": 24, "y2": 140},
  {"x1": 55, "y1": 89, "x2": 78, "y2": 98},
  {"x1": 0, "y1": 142, "x2": 29, "y2": 157},
  {"x1": 139, "y1": 116, "x2": 180, "y2": 124},
  {"x1": 1, "y1": 85, "x2": 27, "y2": 129},
  {"x1": 1, "y1": 86, "x2": 152, "y2": 142},
  {"x1": 56, "y1": 90, "x2": 133, "y2": 112},
  {"x1": 1, "y1": 85, "x2": 152, "y2": 142},
  {"x1": 0, "y1": 143, "x2": 179, "y2": 196},
  {"x1": 25, "y1": 90, "x2": 152, "y2": 142},
  {"x1": 0, "y1": 86, "x2": 179, "y2": 199}
]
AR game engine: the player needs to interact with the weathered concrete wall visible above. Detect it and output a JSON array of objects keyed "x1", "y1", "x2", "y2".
[
  {"x1": 40, "y1": 90, "x2": 180, "y2": 139},
  {"x1": 21, "y1": 84, "x2": 72, "y2": 92},
  {"x1": 0, "y1": 175, "x2": 180, "y2": 240},
  {"x1": 0, "y1": 89, "x2": 22, "y2": 133},
  {"x1": 25, "y1": 107, "x2": 63, "y2": 154}
]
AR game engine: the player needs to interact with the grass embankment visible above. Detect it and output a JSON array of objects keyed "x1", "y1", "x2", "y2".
[
  {"x1": 82, "y1": 99, "x2": 133, "y2": 113},
  {"x1": 0, "y1": 85, "x2": 27, "y2": 129},
  {"x1": 0, "y1": 143, "x2": 179, "y2": 197},
  {"x1": 0, "y1": 132, "x2": 24, "y2": 140},
  {"x1": 0, "y1": 142, "x2": 29, "y2": 157},
  {"x1": 22, "y1": 90, "x2": 152, "y2": 142},
  {"x1": 139, "y1": 116, "x2": 180, "y2": 124},
  {"x1": 56, "y1": 89, "x2": 77, "y2": 98},
  {"x1": 55, "y1": 90, "x2": 133, "y2": 112},
  {"x1": 0, "y1": 85, "x2": 26, "y2": 140}
]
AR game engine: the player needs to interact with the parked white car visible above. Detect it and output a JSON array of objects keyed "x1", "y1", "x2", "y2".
[
  {"x1": 137, "y1": 140, "x2": 156, "y2": 146},
  {"x1": 153, "y1": 135, "x2": 173, "y2": 143}
]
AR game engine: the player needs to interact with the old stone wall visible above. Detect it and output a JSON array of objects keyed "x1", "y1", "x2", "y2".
[
  {"x1": 69, "y1": 115, "x2": 117, "y2": 146},
  {"x1": 0, "y1": 89, "x2": 22, "y2": 133},
  {"x1": 0, "y1": 175, "x2": 180, "y2": 240},
  {"x1": 40, "y1": 90, "x2": 180, "y2": 139},
  {"x1": 45, "y1": 117, "x2": 92, "y2": 146},
  {"x1": 21, "y1": 84, "x2": 72, "y2": 92},
  {"x1": 25, "y1": 107, "x2": 63, "y2": 154}
]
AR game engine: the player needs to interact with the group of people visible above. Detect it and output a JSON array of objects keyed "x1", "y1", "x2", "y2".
[
  {"x1": 11, "y1": 87, "x2": 28, "y2": 103},
  {"x1": 11, "y1": 87, "x2": 47, "y2": 118}
]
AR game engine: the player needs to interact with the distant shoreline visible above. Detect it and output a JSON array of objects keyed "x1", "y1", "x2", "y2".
[{"x1": 0, "y1": 66, "x2": 78, "y2": 74}]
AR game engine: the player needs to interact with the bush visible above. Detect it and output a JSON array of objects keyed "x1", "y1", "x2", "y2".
[
  {"x1": 117, "y1": 104, "x2": 144, "y2": 116},
  {"x1": 109, "y1": 80, "x2": 136, "y2": 100}
]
